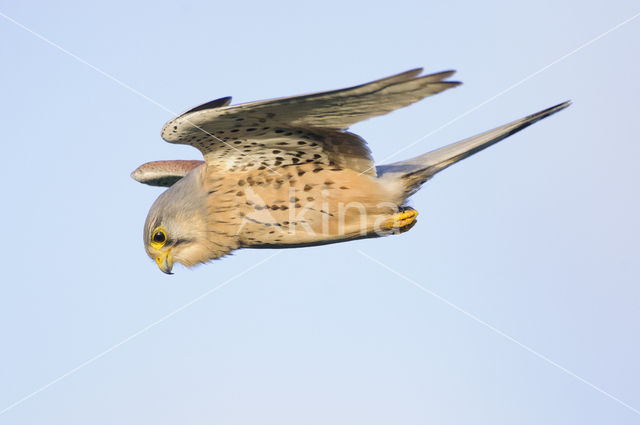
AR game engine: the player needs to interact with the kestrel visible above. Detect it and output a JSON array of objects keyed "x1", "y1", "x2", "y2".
[{"x1": 132, "y1": 68, "x2": 569, "y2": 273}]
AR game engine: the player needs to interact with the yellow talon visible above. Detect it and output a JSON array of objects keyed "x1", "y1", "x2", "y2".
[{"x1": 383, "y1": 207, "x2": 418, "y2": 231}]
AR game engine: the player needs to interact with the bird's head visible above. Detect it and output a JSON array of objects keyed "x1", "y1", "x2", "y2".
[{"x1": 143, "y1": 167, "x2": 212, "y2": 274}]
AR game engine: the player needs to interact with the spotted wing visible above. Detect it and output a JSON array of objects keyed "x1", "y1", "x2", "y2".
[{"x1": 161, "y1": 68, "x2": 460, "y2": 175}]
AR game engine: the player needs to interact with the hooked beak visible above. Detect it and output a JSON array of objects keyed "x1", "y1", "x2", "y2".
[{"x1": 155, "y1": 250, "x2": 174, "y2": 274}]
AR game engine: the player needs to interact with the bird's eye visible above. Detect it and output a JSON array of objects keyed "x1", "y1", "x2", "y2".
[{"x1": 150, "y1": 226, "x2": 167, "y2": 247}]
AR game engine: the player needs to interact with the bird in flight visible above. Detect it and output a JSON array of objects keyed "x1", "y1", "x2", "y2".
[{"x1": 132, "y1": 68, "x2": 569, "y2": 274}]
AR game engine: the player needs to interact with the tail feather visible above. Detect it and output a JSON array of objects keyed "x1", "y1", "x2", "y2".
[{"x1": 378, "y1": 101, "x2": 571, "y2": 199}]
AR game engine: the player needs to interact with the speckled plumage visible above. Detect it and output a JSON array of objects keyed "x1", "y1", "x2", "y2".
[{"x1": 132, "y1": 68, "x2": 569, "y2": 273}]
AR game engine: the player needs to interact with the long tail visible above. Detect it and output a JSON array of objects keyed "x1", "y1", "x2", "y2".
[{"x1": 377, "y1": 101, "x2": 571, "y2": 199}]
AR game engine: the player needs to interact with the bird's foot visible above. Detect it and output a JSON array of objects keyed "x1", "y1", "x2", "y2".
[{"x1": 382, "y1": 207, "x2": 418, "y2": 233}]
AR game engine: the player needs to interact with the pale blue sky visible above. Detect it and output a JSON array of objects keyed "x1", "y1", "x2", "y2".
[{"x1": 1, "y1": 1, "x2": 639, "y2": 424}]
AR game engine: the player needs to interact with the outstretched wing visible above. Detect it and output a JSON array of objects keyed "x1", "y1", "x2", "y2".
[
  {"x1": 131, "y1": 160, "x2": 204, "y2": 187},
  {"x1": 160, "y1": 69, "x2": 460, "y2": 175}
]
